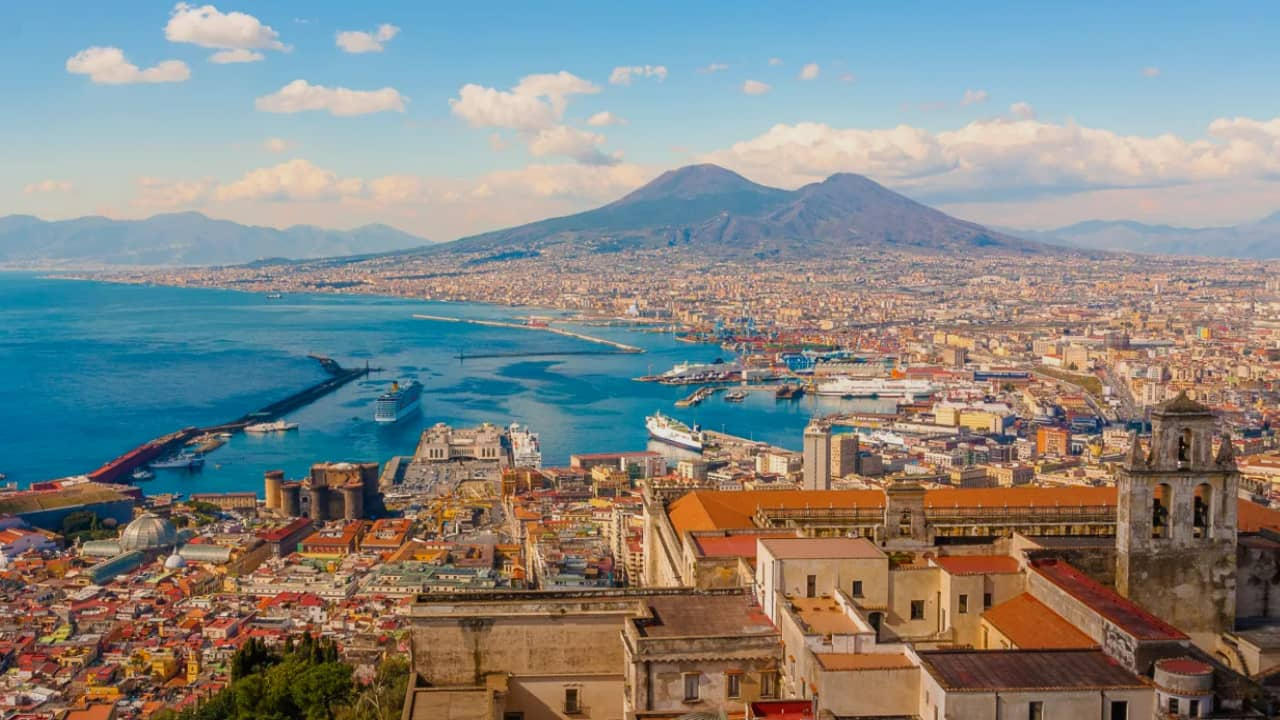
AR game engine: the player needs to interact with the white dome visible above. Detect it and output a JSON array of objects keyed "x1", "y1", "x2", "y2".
[
  {"x1": 119, "y1": 513, "x2": 178, "y2": 552},
  {"x1": 164, "y1": 552, "x2": 187, "y2": 570}
]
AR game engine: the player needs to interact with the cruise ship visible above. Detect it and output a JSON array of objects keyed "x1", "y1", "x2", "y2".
[
  {"x1": 375, "y1": 380, "x2": 423, "y2": 423},
  {"x1": 507, "y1": 423, "x2": 542, "y2": 468},
  {"x1": 645, "y1": 412, "x2": 705, "y2": 452},
  {"x1": 815, "y1": 377, "x2": 935, "y2": 399}
]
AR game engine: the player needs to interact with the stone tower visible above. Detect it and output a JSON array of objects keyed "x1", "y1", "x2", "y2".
[
  {"x1": 1116, "y1": 391, "x2": 1238, "y2": 639},
  {"x1": 803, "y1": 420, "x2": 832, "y2": 490}
]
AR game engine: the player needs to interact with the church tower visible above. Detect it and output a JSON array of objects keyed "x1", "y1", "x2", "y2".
[{"x1": 1116, "y1": 391, "x2": 1238, "y2": 639}]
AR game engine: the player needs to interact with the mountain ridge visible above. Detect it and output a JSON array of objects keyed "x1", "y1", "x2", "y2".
[{"x1": 1008, "y1": 213, "x2": 1280, "y2": 258}]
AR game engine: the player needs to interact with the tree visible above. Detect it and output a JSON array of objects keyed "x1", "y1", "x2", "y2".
[{"x1": 291, "y1": 662, "x2": 354, "y2": 720}]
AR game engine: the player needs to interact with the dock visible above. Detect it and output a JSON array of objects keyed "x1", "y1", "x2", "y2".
[
  {"x1": 675, "y1": 387, "x2": 719, "y2": 407},
  {"x1": 413, "y1": 313, "x2": 644, "y2": 354}
]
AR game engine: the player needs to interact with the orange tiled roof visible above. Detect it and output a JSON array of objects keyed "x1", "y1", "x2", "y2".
[
  {"x1": 982, "y1": 593, "x2": 1096, "y2": 650},
  {"x1": 934, "y1": 555, "x2": 1020, "y2": 576},
  {"x1": 815, "y1": 652, "x2": 915, "y2": 671}
]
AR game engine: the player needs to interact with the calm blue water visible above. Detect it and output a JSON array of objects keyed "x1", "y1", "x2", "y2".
[{"x1": 0, "y1": 273, "x2": 890, "y2": 496}]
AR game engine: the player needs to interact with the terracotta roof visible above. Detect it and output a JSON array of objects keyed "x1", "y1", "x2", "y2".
[
  {"x1": 634, "y1": 593, "x2": 776, "y2": 639},
  {"x1": 692, "y1": 532, "x2": 794, "y2": 560},
  {"x1": 815, "y1": 652, "x2": 915, "y2": 671},
  {"x1": 1155, "y1": 657, "x2": 1212, "y2": 676},
  {"x1": 934, "y1": 555, "x2": 1020, "y2": 576},
  {"x1": 1031, "y1": 559, "x2": 1187, "y2": 642},
  {"x1": 760, "y1": 537, "x2": 885, "y2": 560},
  {"x1": 919, "y1": 649, "x2": 1146, "y2": 691},
  {"x1": 982, "y1": 593, "x2": 1095, "y2": 650}
]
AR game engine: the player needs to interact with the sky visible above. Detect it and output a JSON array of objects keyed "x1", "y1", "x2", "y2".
[{"x1": 4, "y1": 1, "x2": 1280, "y2": 240}]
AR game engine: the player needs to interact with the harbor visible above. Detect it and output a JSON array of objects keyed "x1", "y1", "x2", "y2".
[{"x1": 412, "y1": 313, "x2": 644, "y2": 354}]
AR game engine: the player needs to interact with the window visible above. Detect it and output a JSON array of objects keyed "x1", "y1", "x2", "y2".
[
  {"x1": 564, "y1": 688, "x2": 580, "y2": 714},
  {"x1": 806, "y1": 574, "x2": 817, "y2": 598},
  {"x1": 504, "y1": 714, "x2": 524, "y2": 720},
  {"x1": 1028, "y1": 701, "x2": 1043, "y2": 720},
  {"x1": 911, "y1": 600, "x2": 925, "y2": 620},
  {"x1": 983, "y1": 592, "x2": 992, "y2": 609},
  {"x1": 1169, "y1": 698, "x2": 1179, "y2": 714},
  {"x1": 1109, "y1": 700, "x2": 1128, "y2": 720},
  {"x1": 683, "y1": 672, "x2": 700, "y2": 701},
  {"x1": 852, "y1": 580, "x2": 864, "y2": 597},
  {"x1": 759, "y1": 671, "x2": 777, "y2": 698},
  {"x1": 958, "y1": 594, "x2": 969, "y2": 613},
  {"x1": 1190, "y1": 699, "x2": 1200, "y2": 717},
  {"x1": 726, "y1": 673, "x2": 741, "y2": 699}
]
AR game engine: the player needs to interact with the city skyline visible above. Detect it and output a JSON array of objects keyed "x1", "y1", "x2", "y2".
[{"x1": 6, "y1": 0, "x2": 1280, "y2": 241}]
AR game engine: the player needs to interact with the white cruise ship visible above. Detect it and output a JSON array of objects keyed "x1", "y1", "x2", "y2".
[
  {"x1": 375, "y1": 380, "x2": 423, "y2": 423},
  {"x1": 646, "y1": 412, "x2": 704, "y2": 452},
  {"x1": 815, "y1": 377, "x2": 935, "y2": 399},
  {"x1": 507, "y1": 423, "x2": 542, "y2": 468}
]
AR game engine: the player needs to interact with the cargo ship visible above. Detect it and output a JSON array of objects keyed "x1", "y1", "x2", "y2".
[
  {"x1": 815, "y1": 377, "x2": 934, "y2": 399},
  {"x1": 507, "y1": 423, "x2": 543, "y2": 468},
  {"x1": 375, "y1": 380, "x2": 423, "y2": 423},
  {"x1": 646, "y1": 412, "x2": 704, "y2": 452}
]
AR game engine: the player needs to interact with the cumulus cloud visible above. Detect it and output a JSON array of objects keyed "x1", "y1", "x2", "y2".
[
  {"x1": 961, "y1": 88, "x2": 989, "y2": 105},
  {"x1": 699, "y1": 63, "x2": 729, "y2": 73},
  {"x1": 66, "y1": 47, "x2": 190, "y2": 85},
  {"x1": 768, "y1": 57, "x2": 783, "y2": 66},
  {"x1": 526, "y1": 126, "x2": 619, "y2": 166},
  {"x1": 609, "y1": 65, "x2": 667, "y2": 86},
  {"x1": 799, "y1": 63, "x2": 820, "y2": 80},
  {"x1": 1142, "y1": 66, "x2": 1161, "y2": 78},
  {"x1": 1009, "y1": 102, "x2": 1035, "y2": 120},
  {"x1": 742, "y1": 80, "x2": 771, "y2": 95},
  {"x1": 263, "y1": 137, "x2": 293, "y2": 153},
  {"x1": 24, "y1": 180, "x2": 73, "y2": 194},
  {"x1": 210, "y1": 48, "x2": 263, "y2": 63},
  {"x1": 134, "y1": 176, "x2": 214, "y2": 209},
  {"x1": 699, "y1": 114, "x2": 1280, "y2": 203},
  {"x1": 216, "y1": 158, "x2": 363, "y2": 202},
  {"x1": 165, "y1": 3, "x2": 287, "y2": 62},
  {"x1": 586, "y1": 111, "x2": 626, "y2": 127},
  {"x1": 450, "y1": 72, "x2": 598, "y2": 130},
  {"x1": 336, "y1": 23, "x2": 400, "y2": 53},
  {"x1": 255, "y1": 79, "x2": 407, "y2": 116}
]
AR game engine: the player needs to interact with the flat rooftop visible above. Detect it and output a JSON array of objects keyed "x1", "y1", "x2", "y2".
[
  {"x1": 788, "y1": 597, "x2": 862, "y2": 636},
  {"x1": 692, "y1": 531, "x2": 795, "y2": 560},
  {"x1": 1031, "y1": 558, "x2": 1187, "y2": 642},
  {"x1": 815, "y1": 652, "x2": 915, "y2": 671},
  {"x1": 919, "y1": 649, "x2": 1147, "y2": 691},
  {"x1": 759, "y1": 536, "x2": 885, "y2": 560},
  {"x1": 634, "y1": 592, "x2": 776, "y2": 639}
]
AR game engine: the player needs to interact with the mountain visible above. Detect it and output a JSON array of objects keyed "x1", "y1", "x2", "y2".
[
  {"x1": 438, "y1": 164, "x2": 1044, "y2": 259},
  {"x1": 1010, "y1": 213, "x2": 1280, "y2": 258},
  {"x1": 0, "y1": 212, "x2": 429, "y2": 267}
]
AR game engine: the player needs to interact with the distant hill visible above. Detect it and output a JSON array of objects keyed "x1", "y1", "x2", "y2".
[
  {"x1": 434, "y1": 164, "x2": 1046, "y2": 260},
  {"x1": 0, "y1": 212, "x2": 429, "y2": 267},
  {"x1": 1009, "y1": 212, "x2": 1280, "y2": 258}
]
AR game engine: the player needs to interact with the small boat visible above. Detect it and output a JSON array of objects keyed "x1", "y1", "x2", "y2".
[
  {"x1": 244, "y1": 420, "x2": 299, "y2": 434},
  {"x1": 725, "y1": 390, "x2": 747, "y2": 402},
  {"x1": 265, "y1": 292, "x2": 283, "y2": 299},
  {"x1": 131, "y1": 468, "x2": 155, "y2": 482},
  {"x1": 152, "y1": 452, "x2": 205, "y2": 470}
]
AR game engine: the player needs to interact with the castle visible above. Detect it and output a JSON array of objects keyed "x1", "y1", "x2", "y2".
[{"x1": 262, "y1": 462, "x2": 385, "y2": 521}]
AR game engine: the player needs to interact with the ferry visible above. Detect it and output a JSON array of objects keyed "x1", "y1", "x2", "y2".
[
  {"x1": 244, "y1": 420, "x2": 300, "y2": 433},
  {"x1": 724, "y1": 390, "x2": 747, "y2": 402},
  {"x1": 375, "y1": 380, "x2": 423, "y2": 423},
  {"x1": 646, "y1": 412, "x2": 705, "y2": 452},
  {"x1": 265, "y1": 292, "x2": 283, "y2": 299},
  {"x1": 152, "y1": 452, "x2": 205, "y2": 470},
  {"x1": 815, "y1": 377, "x2": 935, "y2": 399},
  {"x1": 507, "y1": 423, "x2": 542, "y2": 468}
]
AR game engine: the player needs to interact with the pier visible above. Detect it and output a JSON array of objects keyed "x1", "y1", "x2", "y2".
[{"x1": 412, "y1": 313, "x2": 644, "y2": 354}]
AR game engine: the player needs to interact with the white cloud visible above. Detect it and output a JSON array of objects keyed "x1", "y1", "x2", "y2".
[
  {"x1": 1142, "y1": 66, "x2": 1161, "y2": 78},
  {"x1": 799, "y1": 63, "x2": 819, "y2": 80},
  {"x1": 216, "y1": 159, "x2": 363, "y2": 202},
  {"x1": 609, "y1": 65, "x2": 667, "y2": 86},
  {"x1": 255, "y1": 79, "x2": 407, "y2": 116},
  {"x1": 768, "y1": 57, "x2": 783, "y2": 66},
  {"x1": 262, "y1": 137, "x2": 293, "y2": 153},
  {"x1": 840, "y1": 72, "x2": 856, "y2": 84},
  {"x1": 165, "y1": 3, "x2": 287, "y2": 63},
  {"x1": 699, "y1": 63, "x2": 729, "y2": 74},
  {"x1": 336, "y1": 23, "x2": 400, "y2": 53},
  {"x1": 24, "y1": 180, "x2": 73, "y2": 194},
  {"x1": 742, "y1": 80, "x2": 771, "y2": 95},
  {"x1": 699, "y1": 114, "x2": 1280, "y2": 203},
  {"x1": 210, "y1": 48, "x2": 264, "y2": 63},
  {"x1": 450, "y1": 72, "x2": 599, "y2": 130},
  {"x1": 527, "y1": 126, "x2": 619, "y2": 166},
  {"x1": 586, "y1": 111, "x2": 626, "y2": 127},
  {"x1": 1009, "y1": 102, "x2": 1035, "y2": 120},
  {"x1": 66, "y1": 47, "x2": 190, "y2": 85},
  {"x1": 134, "y1": 176, "x2": 214, "y2": 209},
  {"x1": 961, "y1": 88, "x2": 989, "y2": 105}
]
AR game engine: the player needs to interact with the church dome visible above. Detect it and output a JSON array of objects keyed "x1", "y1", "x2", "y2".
[
  {"x1": 164, "y1": 551, "x2": 187, "y2": 570},
  {"x1": 119, "y1": 513, "x2": 177, "y2": 551}
]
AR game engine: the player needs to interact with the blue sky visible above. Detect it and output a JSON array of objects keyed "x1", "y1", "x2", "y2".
[{"x1": 5, "y1": 1, "x2": 1279, "y2": 239}]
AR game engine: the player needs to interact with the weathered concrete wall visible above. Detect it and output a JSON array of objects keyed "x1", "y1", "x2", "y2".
[
  {"x1": 1118, "y1": 538, "x2": 1237, "y2": 638},
  {"x1": 1236, "y1": 541, "x2": 1280, "y2": 620},
  {"x1": 938, "y1": 689, "x2": 1153, "y2": 720},
  {"x1": 502, "y1": 675, "x2": 622, "y2": 720},
  {"x1": 815, "y1": 666, "x2": 918, "y2": 717}
]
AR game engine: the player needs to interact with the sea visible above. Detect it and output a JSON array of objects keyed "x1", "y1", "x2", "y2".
[{"x1": 0, "y1": 272, "x2": 895, "y2": 496}]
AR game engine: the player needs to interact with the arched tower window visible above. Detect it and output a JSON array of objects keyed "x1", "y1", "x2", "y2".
[
  {"x1": 1194, "y1": 483, "x2": 1212, "y2": 538},
  {"x1": 1153, "y1": 483, "x2": 1172, "y2": 539},
  {"x1": 1178, "y1": 428, "x2": 1193, "y2": 468}
]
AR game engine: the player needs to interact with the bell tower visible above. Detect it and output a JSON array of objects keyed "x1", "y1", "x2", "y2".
[{"x1": 1116, "y1": 391, "x2": 1238, "y2": 639}]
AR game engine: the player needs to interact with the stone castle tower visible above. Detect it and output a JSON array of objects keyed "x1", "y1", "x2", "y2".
[{"x1": 1116, "y1": 391, "x2": 1238, "y2": 638}]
